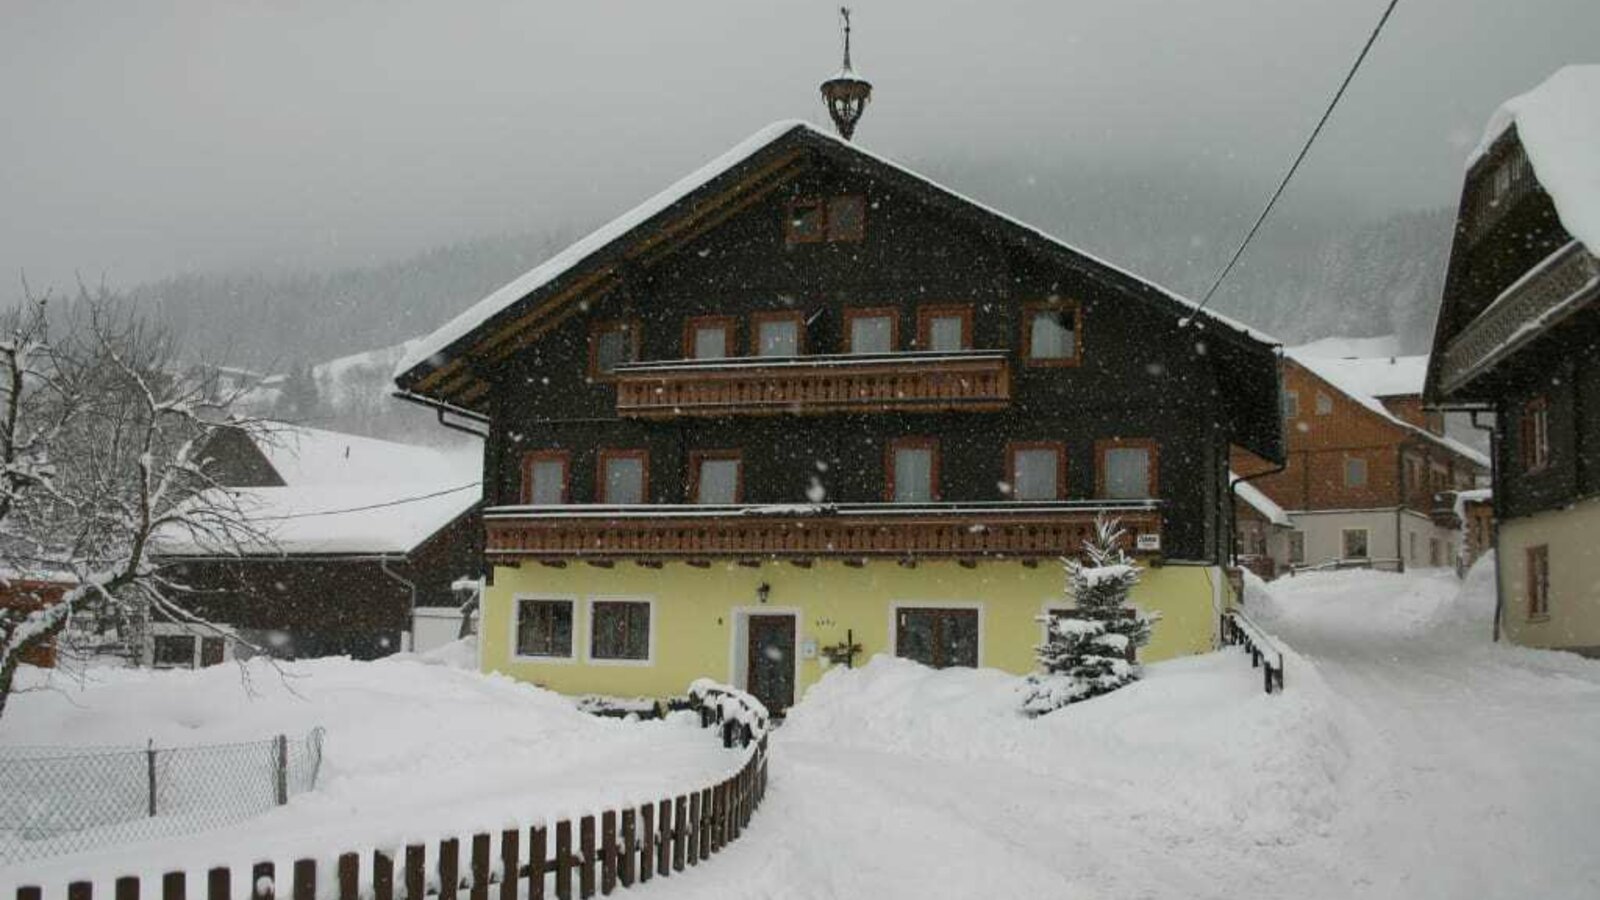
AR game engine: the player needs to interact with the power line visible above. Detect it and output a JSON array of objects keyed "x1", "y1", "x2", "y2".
[
  {"x1": 255, "y1": 481, "x2": 482, "y2": 521},
  {"x1": 1182, "y1": 0, "x2": 1403, "y2": 327}
]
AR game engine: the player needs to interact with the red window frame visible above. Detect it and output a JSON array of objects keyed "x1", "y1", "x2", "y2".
[
  {"x1": 1521, "y1": 396, "x2": 1550, "y2": 472},
  {"x1": 885, "y1": 436, "x2": 941, "y2": 502},
  {"x1": 1005, "y1": 441, "x2": 1068, "y2": 500},
  {"x1": 688, "y1": 449, "x2": 744, "y2": 504},
  {"x1": 826, "y1": 195, "x2": 867, "y2": 242},
  {"x1": 596, "y1": 448, "x2": 650, "y2": 504},
  {"x1": 683, "y1": 315, "x2": 738, "y2": 359},
  {"x1": 842, "y1": 307, "x2": 900, "y2": 354},
  {"x1": 588, "y1": 319, "x2": 641, "y2": 382},
  {"x1": 916, "y1": 303, "x2": 974, "y2": 351},
  {"x1": 520, "y1": 449, "x2": 571, "y2": 505},
  {"x1": 784, "y1": 197, "x2": 826, "y2": 244},
  {"x1": 750, "y1": 310, "x2": 807, "y2": 357},
  {"x1": 1527, "y1": 544, "x2": 1550, "y2": 619},
  {"x1": 1021, "y1": 301, "x2": 1083, "y2": 367},
  {"x1": 1095, "y1": 438, "x2": 1159, "y2": 499}
]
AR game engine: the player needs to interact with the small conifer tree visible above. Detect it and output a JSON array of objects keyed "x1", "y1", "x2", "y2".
[{"x1": 1021, "y1": 515, "x2": 1155, "y2": 715}]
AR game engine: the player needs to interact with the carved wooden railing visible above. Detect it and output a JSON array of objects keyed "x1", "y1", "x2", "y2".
[
  {"x1": 612, "y1": 351, "x2": 1011, "y2": 418},
  {"x1": 484, "y1": 501, "x2": 1164, "y2": 564},
  {"x1": 1439, "y1": 240, "x2": 1600, "y2": 395}
]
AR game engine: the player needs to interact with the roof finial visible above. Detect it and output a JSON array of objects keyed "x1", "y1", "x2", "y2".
[{"x1": 819, "y1": 7, "x2": 873, "y2": 140}]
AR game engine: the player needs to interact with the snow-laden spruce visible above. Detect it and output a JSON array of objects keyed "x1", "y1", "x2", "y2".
[{"x1": 1021, "y1": 516, "x2": 1155, "y2": 715}]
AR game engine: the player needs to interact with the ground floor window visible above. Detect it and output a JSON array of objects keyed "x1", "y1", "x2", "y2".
[
  {"x1": 590, "y1": 599, "x2": 652, "y2": 662},
  {"x1": 895, "y1": 607, "x2": 979, "y2": 669},
  {"x1": 1527, "y1": 545, "x2": 1550, "y2": 619},
  {"x1": 516, "y1": 598, "x2": 574, "y2": 659},
  {"x1": 152, "y1": 634, "x2": 197, "y2": 668},
  {"x1": 1288, "y1": 531, "x2": 1305, "y2": 565},
  {"x1": 1342, "y1": 528, "x2": 1369, "y2": 560}
]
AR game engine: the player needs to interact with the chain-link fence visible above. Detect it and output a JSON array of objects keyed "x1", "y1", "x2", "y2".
[{"x1": 0, "y1": 728, "x2": 324, "y2": 866}]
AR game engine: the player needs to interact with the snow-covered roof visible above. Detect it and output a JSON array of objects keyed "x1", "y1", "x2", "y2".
[
  {"x1": 159, "y1": 481, "x2": 480, "y2": 557},
  {"x1": 1231, "y1": 475, "x2": 1291, "y2": 528},
  {"x1": 396, "y1": 120, "x2": 1275, "y2": 381},
  {"x1": 1475, "y1": 65, "x2": 1600, "y2": 255},
  {"x1": 1287, "y1": 351, "x2": 1489, "y2": 468},
  {"x1": 1288, "y1": 334, "x2": 1402, "y2": 360},
  {"x1": 255, "y1": 422, "x2": 475, "y2": 487}
]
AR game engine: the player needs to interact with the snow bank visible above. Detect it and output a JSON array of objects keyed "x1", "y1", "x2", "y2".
[
  {"x1": 1, "y1": 657, "x2": 742, "y2": 887},
  {"x1": 784, "y1": 650, "x2": 1353, "y2": 843}
]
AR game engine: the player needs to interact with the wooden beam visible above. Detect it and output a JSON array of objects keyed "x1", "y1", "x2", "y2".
[
  {"x1": 586, "y1": 560, "x2": 615, "y2": 569},
  {"x1": 687, "y1": 560, "x2": 712, "y2": 569},
  {"x1": 897, "y1": 559, "x2": 918, "y2": 569},
  {"x1": 636, "y1": 560, "x2": 663, "y2": 569},
  {"x1": 957, "y1": 559, "x2": 978, "y2": 569},
  {"x1": 539, "y1": 560, "x2": 568, "y2": 569},
  {"x1": 842, "y1": 559, "x2": 867, "y2": 568},
  {"x1": 736, "y1": 559, "x2": 763, "y2": 568},
  {"x1": 788, "y1": 559, "x2": 814, "y2": 569}
]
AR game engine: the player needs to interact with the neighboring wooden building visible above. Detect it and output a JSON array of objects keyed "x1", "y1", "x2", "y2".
[
  {"x1": 1232, "y1": 476, "x2": 1292, "y2": 580},
  {"x1": 394, "y1": 121, "x2": 1285, "y2": 713},
  {"x1": 1233, "y1": 352, "x2": 1488, "y2": 573},
  {"x1": 1425, "y1": 66, "x2": 1600, "y2": 654},
  {"x1": 157, "y1": 424, "x2": 483, "y2": 661},
  {"x1": 0, "y1": 572, "x2": 76, "y2": 668}
]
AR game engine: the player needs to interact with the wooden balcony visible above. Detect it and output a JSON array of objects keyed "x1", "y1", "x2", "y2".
[
  {"x1": 484, "y1": 501, "x2": 1163, "y2": 565},
  {"x1": 612, "y1": 351, "x2": 1011, "y2": 418}
]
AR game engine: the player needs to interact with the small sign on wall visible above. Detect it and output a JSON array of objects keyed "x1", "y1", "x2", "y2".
[{"x1": 1136, "y1": 533, "x2": 1162, "y2": 552}]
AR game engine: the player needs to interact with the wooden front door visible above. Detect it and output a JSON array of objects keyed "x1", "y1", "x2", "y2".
[
  {"x1": 746, "y1": 614, "x2": 796, "y2": 715},
  {"x1": 896, "y1": 607, "x2": 980, "y2": 669}
]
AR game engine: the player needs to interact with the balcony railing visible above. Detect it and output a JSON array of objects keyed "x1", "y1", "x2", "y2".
[
  {"x1": 484, "y1": 501, "x2": 1162, "y2": 564},
  {"x1": 612, "y1": 351, "x2": 1011, "y2": 418},
  {"x1": 1438, "y1": 241, "x2": 1600, "y2": 395}
]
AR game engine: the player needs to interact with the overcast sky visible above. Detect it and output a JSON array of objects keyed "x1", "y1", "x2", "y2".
[{"x1": 2, "y1": 0, "x2": 1594, "y2": 293}]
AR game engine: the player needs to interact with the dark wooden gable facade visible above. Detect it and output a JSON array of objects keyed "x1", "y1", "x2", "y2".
[{"x1": 398, "y1": 122, "x2": 1284, "y2": 566}]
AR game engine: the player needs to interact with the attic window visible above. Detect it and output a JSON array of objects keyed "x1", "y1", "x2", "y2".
[
  {"x1": 785, "y1": 195, "x2": 866, "y2": 244},
  {"x1": 1023, "y1": 302, "x2": 1081, "y2": 366},
  {"x1": 1315, "y1": 392, "x2": 1334, "y2": 415},
  {"x1": 589, "y1": 320, "x2": 639, "y2": 381}
]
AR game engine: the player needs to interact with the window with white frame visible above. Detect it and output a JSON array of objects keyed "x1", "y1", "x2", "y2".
[
  {"x1": 516, "y1": 598, "x2": 574, "y2": 658},
  {"x1": 590, "y1": 599, "x2": 651, "y2": 662},
  {"x1": 1342, "y1": 528, "x2": 1369, "y2": 559}
]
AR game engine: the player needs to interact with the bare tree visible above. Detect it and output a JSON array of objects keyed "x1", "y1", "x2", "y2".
[{"x1": 0, "y1": 286, "x2": 270, "y2": 719}]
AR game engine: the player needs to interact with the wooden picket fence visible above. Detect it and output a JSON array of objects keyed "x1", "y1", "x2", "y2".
[{"x1": 15, "y1": 714, "x2": 769, "y2": 900}]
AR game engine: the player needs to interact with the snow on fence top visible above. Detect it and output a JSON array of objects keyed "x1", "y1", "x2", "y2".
[
  {"x1": 396, "y1": 120, "x2": 1277, "y2": 382},
  {"x1": 1475, "y1": 65, "x2": 1600, "y2": 255}
]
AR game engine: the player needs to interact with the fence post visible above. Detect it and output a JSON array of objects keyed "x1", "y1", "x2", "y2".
[
  {"x1": 499, "y1": 829, "x2": 520, "y2": 900},
  {"x1": 470, "y1": 833, "x2": 490, "y2": 900},
  {"x1": 638, "y1": 807, "x2": 654, "y2": 885},
  {"x1": 207, "y1": 867, "x2": 231, "y2": 900},
  {"x1": 579, "y1": 816, "x2": 596, "y2": 899},
  {"x1": 529, "y1": 825, "x2": 548, "y2": 900},
  {"x1": 275, "y1": 734, "x2": 289, "y2": 807},
  {"x1": 147, "y1": 739, "x2": 158, "y2": 817},
  {"x1": 619, "y1": 809, "x2": 636, "y2": 888},
  {"x1": 163, "y1": 872, "x2": 186, "y2": 900},
  {"x1": 116, "y1": 876, "x2": 139, "y2": 900}
]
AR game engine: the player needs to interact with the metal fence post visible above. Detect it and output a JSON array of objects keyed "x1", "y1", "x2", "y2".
[
  {"x1": 147, "y1": 739, "x2": 157, "y2": 817},
  {"x1": 275, "y1": 734, "x2": 288, "y2": 806}
]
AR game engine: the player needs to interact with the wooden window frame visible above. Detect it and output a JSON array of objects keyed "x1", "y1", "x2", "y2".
[
  {"x1": 513, "y1": 596, "x2": 576, "y2": 661},
  {"x1": 1522, "y1": 396, "x2": 1551, "y2": 472},
  {"x1": 1005, "y1": 440, "x2": 1067, "y2": 501},
  {"x1": 688, "y1": 449, "x2": 744, "y2": 505},
  {"x1": 750, "y1": 310, "x2": 807, "y2": 357},
  {"x1": 826, "y1": 195, "x2": 867, "y2": 242},
  {"x1": 916, "y1": 303, "x2": 974, "y2": 351},
  {"x1": 587, "y1": 319, "x2": 641, "y2": 383},
  {"x1": 1526, "y1": 544, "x2": 1550, "y2": 620},
  {"x1": 596, "y1": 448, "x2": 650, "y2": 505},
  {"x1": 683, "y1": 315, "x2": 738, "y2": 359},
  {"x1": 588, "y1": 597, "x2": 655, "y2": 665},
  {"x1": 520, "y1": 449, "x2": 571, "y2": 505},
  {"x1": 1021, "y1": 301, "x2": 1083, "y2": 368},
  {"x1": 842, "y1": 306, "x2": 900, "y2": 354},
  {"x1": 1095, "y1": 438, "x2": 1159, "y2": 499},
  {"x1": 892, "y1": 605, "x2": 982, "y2": 669},
  {"x1": 885, "y1": 436, "x2": 941, "y2": 502},
  {"x1": 784, "y1": 197, "x2": 827, "y2": 244}
]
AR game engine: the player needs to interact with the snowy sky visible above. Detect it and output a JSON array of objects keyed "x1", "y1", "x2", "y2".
[{"x1": 2, "y1": 0, "x2": 1595, "y2": 292}]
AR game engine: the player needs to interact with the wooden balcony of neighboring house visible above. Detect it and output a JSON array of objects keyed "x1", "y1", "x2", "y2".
[
  {"x1": 483, "y1": 500, "x2": 1164, "y2": 566},
  {"x1": 611, "y1": 350, "x2": 1012, "y2": 419},
  {"x1": 1438, "y1": 240, "x2": 1600, "y2": 395}
]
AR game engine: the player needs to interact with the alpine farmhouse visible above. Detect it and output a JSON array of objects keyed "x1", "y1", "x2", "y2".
[
  {"x1": 1426, "y1": 66, "x2": 1600, "y2": 655},
  {"x1": 394, "y1": 121, "x2": 1285, "y2": 712}
]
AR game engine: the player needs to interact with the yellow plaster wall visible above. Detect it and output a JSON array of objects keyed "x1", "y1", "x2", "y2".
[
  {"x1": 480, "y1": 559, "x2": 1227, "y2": 701},
  {"x1": 1498, "y1": 494, "x2": 1600, "y2": 653}
]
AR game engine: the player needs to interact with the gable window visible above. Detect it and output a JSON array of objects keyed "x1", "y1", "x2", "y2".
[
  {"x1": 1023, "y1": 302, "x2": 1080, "y2": 366},
  {"x1": 1344, "y1": 457, "x2": 1368, "y2": 488},
  {"x1": 1284, "y1": 390, "x2": 1300, "y2": 419},
  {"x1": 598, "y1": 449, "x2": 648, "y2": 504},
  {"x1": 827, "y1": 196, "x2": 867, "y2": 242},
  {"x1": 887, "y1": 437, "x2": 939, "y2": 503},
  {"x1": 1342, "y1": 528, "x2": 1369, "y2": 560},
  {"x1": 1521, "y1": 396, "x2": 1550, "y2": 472},
  {"x1": 1097, "y1": 439, "x2": 1157, "y2": 500},
  {"x1": 844, "y1": 307, "x2": 898, "y2": 354},
  {"x1": 1288, "y1": 531, "x2": 1305, "y2": 565},
  {"x1": 752, "y1": 311, "x2": 804, "y2": 357},
  {"x1": 521, "y1": 450, "x2": 570, "y2": 505},
  {"x1": 895, "y1": 607, "x2": 979, "y2": 669},
  {"x1": 516, "y1": 598, "x2": 574, "y2": 659},
  {"x1": 784, "y1": 198, "x2": 826, "y2": 243},
  {"x1": 1527, "y1": 545, "x2": 1550, "y2": 619},
  {"x1": 690, "y1": 450, "x2": 742, "y2": 505},
  {"x1": 1315, "y1": 392, "x2": 1333, "y2": 415},
  {"x1": 684, "y1": 315, "x2": 736, "y2": 360},
  {"x1": 1007, "y1": 441, "x2": 1066, "y2": 500},
  {"x1": 917, "y1": 304, "x2": 973, "y2": 352},
  {"x1": 590, "y1": 598, "x2": 652, "y2": 663},
  {"x1": 589, "y1": 320, "x2": 639, "y2": 381}
]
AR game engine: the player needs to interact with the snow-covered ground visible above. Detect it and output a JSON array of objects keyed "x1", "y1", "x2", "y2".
[
  {"x1": 1, "y1": 644, "x2": 745, "y2": 891},
  {"x1": 637, "y1": 561, "x2": 1600, "y2": 900}
]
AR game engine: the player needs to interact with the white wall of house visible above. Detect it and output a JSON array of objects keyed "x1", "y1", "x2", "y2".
[
  {"x1": 412, "y1": 606, "x2": 477, "y2": 653},
  {"x1": 1286, "y1": 509, "x2": 1457, "y2": 572}
]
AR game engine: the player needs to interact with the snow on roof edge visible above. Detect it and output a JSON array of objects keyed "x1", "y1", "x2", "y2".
[{"x1": 397, "y1": 120, "x2": 1278, "y2": 382}]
